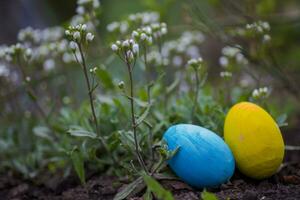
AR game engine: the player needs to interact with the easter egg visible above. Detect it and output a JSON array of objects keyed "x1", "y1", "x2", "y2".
[
  {"x1": 224, "y1": 102, "x2": 284, "y2": 179},
  {"x1": 163, "y1": 124, "x2": 235, "y2": 188}
]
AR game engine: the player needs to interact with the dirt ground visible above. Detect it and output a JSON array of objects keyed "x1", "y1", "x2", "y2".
[{"x1": 0, "y1": 128, "x2": 299, "y2": 200}]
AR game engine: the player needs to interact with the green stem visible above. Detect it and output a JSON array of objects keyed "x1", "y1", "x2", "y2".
[
  {"x1": 191, "y1": 68, "x2": 200, "y2": 122},
  {"x1": 77, "y1": 44, "x2": 100, "y2": 136},
  {"x1": 125, "y1": 55, "x2": 149, "y2": 174},
  {"x1": 76, "y1": 44, "x2": 118, "y2": 165},
  {"x1": 16, "y1": 56, "x2": 48, "y2": 122}
]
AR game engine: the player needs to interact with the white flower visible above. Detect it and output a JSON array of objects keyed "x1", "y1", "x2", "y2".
[
  {"x1": 107, "y1": 22, "x2": 119, "y2": 32},
  {"x1": 219, "y1": 56, "x2": 229, "y2": 67},
  {"x1": 261, "y1": 21, "x2": 270, "y2": 31},
  {"x1": 86, "y1": 32, "x2": 94, "y2": 42},
  {"x1": 261, "y1": 87, "x2": 268, "y2": 93},
  {"x1": 186, "y1": 45, "x2": 200, "y2": 58},
  {"x1": 252, "y1": 87, "x2": 269, "y2": 99},
  {"x1": 44, "y1": 59, "x2": 55, "y2": 71},
  {"x1": 132, "y1": 43, "x2": 139, "y2": 55},
  {"x1": 147, "y1": 36, "x2": 153, "y2": 44},
  {"x1": 118, "y1": 81, "x2": 125, "y2": 89},
  {"x1": 65, "y1": 30, "x2": 71, "y2": 36},
  {"x1": 140, "y1": 33, "x2": 147, "y2": 41},
  {"x1": 24, "y1": 48, "x2": 32, "y2": 60},
  {"x1": 161, "y1": 27, "x2": 167, "y2": 35},
  {"x1": 172, "y1": 56, "x2": 183, "y2": 67},
  {"x1": 25, "y1": 76, "x2": 31, "y2": 82},
  {"x1": 235, "y1": 53, "x2": 248, "y2": 65},
  {"x1": 126, "y1": 50, "x2": 134, "y2": 61},
  {"x1": 76, "y1": 6, "x2": 85, "y2": 14},
  {"x1": 0, "y1": 64, "x2": 9, "y2": 77},
  {"x1": 120, "y1": 22, "x2": 129, "y2": 34},
  {"x1": 132, "y1": 31, "x2": 139, "y2": 38},
  {"x1": 252, "y1": 89, "x2": 259, "y2": 98},
  {"x1": 222, "y1": 46, "x2": 240, "y2": 57},
  {"x1": 81, "y1": 24, "x2": 87, "y2": 31},
  {"x1": 73, "y1": 31, "x2": 81, "y2": 40},
  {"x1": 263, "y1": 34, "x2": 271, "y2": 43},
  {"x1": 144, "y1": 26, "x2": 152, "y2": 35},
  {"x1": 111, "y1": 44, "x2": 118, "y2": 52},
  {"x1": 25, "y1": 48, "x2": 32, "y2": 57},
  {"x1": 93, "y1": 0, "x2": 100, "y2": 8},
  {"x1": 129, "y1": 39, "x2": 135, "y2": 45},
  {"x1": 114, "y1": 41, "x2": 120, "y2": 46},
  {"x1": 122, "y1": 40, "x2": 129, "y2": 47},
  {"x1": 69, "y1": 41, "x2": 77, "y2": 50},
  {"x1": 89, "y1": 66, "x2": 98, "y2": 73},
  {"x1": 188, "y1": 58, "x2": 197, "y2": 65},
  {"x1": 63, "y1": 53, "x2": 74, "y2": 63},
  {"x1": 220, "y1": 71, "x2": 232, "y2": 78}
]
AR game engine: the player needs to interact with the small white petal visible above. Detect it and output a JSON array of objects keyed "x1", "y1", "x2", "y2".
[
  {"x1": 69, "y1": 41, "x2": 77, "y2": 50},
  {"x1": 86, "y1": 32, "x2": 94, "y2": 42},
  {"x1": 111, "y1": 44, "x2": 118, "y2": 51}
]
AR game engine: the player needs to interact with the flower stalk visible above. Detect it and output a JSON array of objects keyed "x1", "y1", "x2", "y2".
[{"x1": 124, "y1": 53, "x2": 149, "y2": 174}]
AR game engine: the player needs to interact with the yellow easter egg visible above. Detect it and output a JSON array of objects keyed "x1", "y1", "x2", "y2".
[{"x1": 224, "y1": 102, "x2": 284, "y2": 179}]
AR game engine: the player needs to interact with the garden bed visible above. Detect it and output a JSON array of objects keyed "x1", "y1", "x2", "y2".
[{"x1": 1, "y1": 129, "x2": 299, "y2": 200}]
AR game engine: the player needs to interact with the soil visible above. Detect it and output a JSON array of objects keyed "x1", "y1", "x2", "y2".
[{"x1": 0, "y1": 128, "x2": 299, "y2": 200}]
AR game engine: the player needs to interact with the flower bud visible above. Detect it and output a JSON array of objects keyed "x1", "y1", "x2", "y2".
[
  {"x1": 69, "y1": 41, "x2": 77, "y2": 50},
  {"x1": 86, "y1": 32, "x2": 94, "y2": 42},
  {"x1": 111, "y1": 44, "x2": 118, "y2": 52},
  {"x1": 118, "y1": 81, "x2": 125, "y2": 89},
  {"x1": 73, "y1": 31, "x2": 81, "y2": 40}
]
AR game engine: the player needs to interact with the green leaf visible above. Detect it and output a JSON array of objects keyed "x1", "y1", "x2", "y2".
[
  {"x1": 27, "y1": 90, "x2": 37, "y2": 101},
  {"x1": 33, "y1": 126, "x2": 53, "y2": 140},
  {"x1": 143, "y1": 189, "x2": 153, "y2": 200},
  {"x1": 71, "y1": 151, "x2": 86, "y2": 185},
  {"x1": 136, "y1": 103, "x2": 151, "y2": 126},
  {"x1": 113, "y1": 177, "x2": 144, "y2": 200},
  {"x1": 143, "y1": 175, "x2": 174, "y2": 200},
  {"x1": 201, "y1": 190, "x2": 218, "y2": 200},
  {"x1": 166, "y1": 78, "x2": 180, "y2": 94},
  {"x1": 68, "y1": 126, "x2": 97, "y2": 139},
  {"x1": 118, "y1": 130, "x2": 137, "y2": 152},
  {"x1": 95, "y1": 66, "x2": 114, "y2": 89}
]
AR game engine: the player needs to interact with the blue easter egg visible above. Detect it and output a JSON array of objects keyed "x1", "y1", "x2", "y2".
[{"x1": 163, "y1": 124, "x2": 235, "y2": 188}]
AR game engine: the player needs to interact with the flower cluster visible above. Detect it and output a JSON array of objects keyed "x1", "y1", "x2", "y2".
[
  {"x1": 146, "y1": 50, "x2": 169, "y2": 66},
  {"x1": 76, "y1": 0, "x2": 100, "y2": 14},
  {"x1": 163, "y1": 31, "x2": 204, "y2": 57},
  {"x1": 65, "y1": 24, "x2": 95, "y2": 50},
  {"x1": 0, "y1": 63, "x2": 10, "y2": 78},
  {"x1": 89, "y1": 66, "x2": 98, "y2": 74},
  {"x1": 246, "y1": 21, "x2": 270, "y2": 33},
  {"x1": 219, "y1": 46, "x2": 248, "y2": 68},
  {"x1": 131, "y1": 22, "x2": 167, "y2": 45},
  {"x1": 187, "y1": 57, "x2": 203, "y2": 69},
  {"x1": 246, "y1": 21, "x2": 271, "y2": 43},
  {"x1": 149, "y1": 22, "x2": 167, "y2": 39},
  {"x1": 252, "y1": 87, "x2": 269, "y2": 99},
  {"x1": 70, "y1": 0, "x2": 100, "y2": 28},
  {"x1": 106, "y1": 12, "x2": 160, "y2": 35},
  {"x1": 18, "y1": 27, "x2": 64, "y2": 44},
  {"x1": 131, "y1": 27, "x2": 153, "y2": 45},
  {"x1": 0, "y1": 43, "x2": 32, "y2": 62},
  {"x1": 128, "y1": 12, "x2": 160, "y2": 25},
  {"x1": 107, "y1": 21, "x2": 129, "y2": 34},
  {"x1": 220, "y1": 71, "x2": 232, "y2": 79},
  {"x1": 111, "y1": 39, "x2": 139, "y2": 63},
  {"x1": 161, "y1": 31, "x2": 205, "y2": 67}
]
